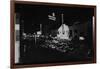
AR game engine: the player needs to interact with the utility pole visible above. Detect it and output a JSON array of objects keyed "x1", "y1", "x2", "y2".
[
  {"x1": 40, "y1": 24, "x2": 42, "y2": 34},
  {"x1": 61, "y1": 14, "x2": 64, "y2": 34}
]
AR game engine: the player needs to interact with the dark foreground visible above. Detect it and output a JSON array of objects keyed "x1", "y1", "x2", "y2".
[{"x1": 17, "y1": 38, "x2": 93, "y2": 65}]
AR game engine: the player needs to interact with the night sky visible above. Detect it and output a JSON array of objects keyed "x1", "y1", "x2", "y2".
[{"x1": 15, "y1": 4, "x2": 94, "y2": 34}]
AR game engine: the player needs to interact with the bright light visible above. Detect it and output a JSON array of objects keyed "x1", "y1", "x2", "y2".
[{"x1": 79, "y1": 36, "x2": 85, "y2": 40}]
